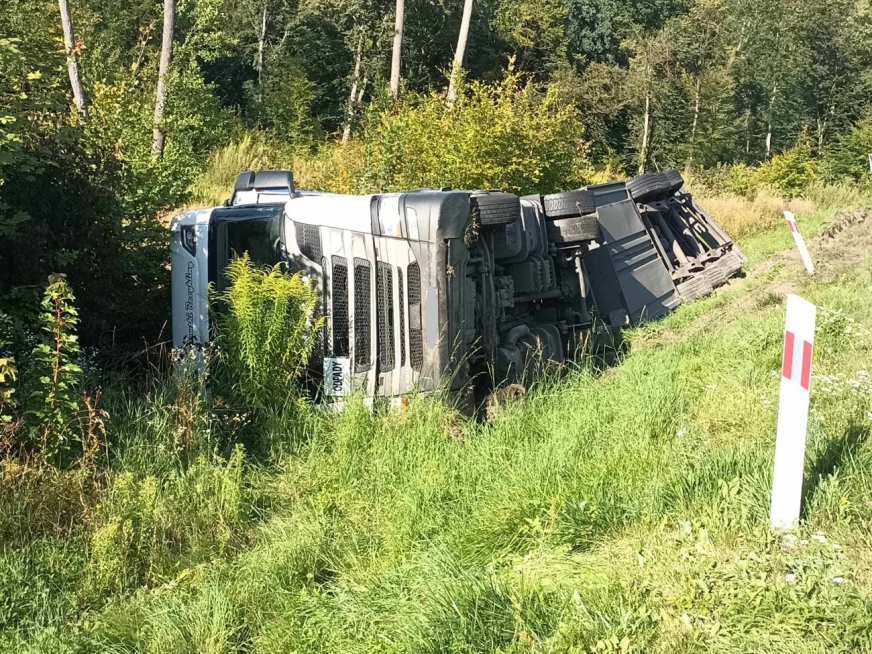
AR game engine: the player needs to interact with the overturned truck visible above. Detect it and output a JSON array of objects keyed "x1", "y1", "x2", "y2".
[{"x1": 171, "y1": 169, "x2": 744, "y2": 404}]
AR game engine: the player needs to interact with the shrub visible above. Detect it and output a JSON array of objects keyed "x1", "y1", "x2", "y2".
[
  {"x1": 823, "y1": 117, "x2": 872, "y2": 182},
  {"x1": 213, "y1": 254, "x2": 322, "y2": 412},
  {"x1": 355, "y1": 67, "x2": 592, "y2": 195},
  {"x1": 756, "y1": 140, "x2": 816, "y2": 197},
  {"x1": 293, "y1": 140, "x2": 367, "y2": 194},
  {"x1": 26, "y1": 274, "x2": 82, "y2": 463}
]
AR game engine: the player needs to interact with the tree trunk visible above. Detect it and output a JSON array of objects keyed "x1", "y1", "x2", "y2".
[
  {"x1": 357, "y1": 75, "x2": 368, "y2": 104},
  {"x1": 638, "y1": 89, "x2": 650, "y2": 174},
  {"x1": 390, "y1": 0, "x2": 404, "y2": 100},
  {"x1": 152, "y1": 0, "x2": 176, "y2": 156},
  {"x1": 687, "y1": 75, "x2": 701, "y2": 169},
  {"x1": 765, "y1": 82, "x2": 777, "y2": 160},
  {"x1": 745, "y1": 107, "x2": 751, "y2": 155},
  {"x1": 446, "y1": 0, "x2": 474, "y2": 103},
  {"x1": 57, "y1": 0, "x2": 89, "y2": 123},
  {"x1": 342, "y1": 33, "x2": 364, "y2": 142},
  {"x1": 256, "y1": 2, "x2": 267, "y2": 103}
]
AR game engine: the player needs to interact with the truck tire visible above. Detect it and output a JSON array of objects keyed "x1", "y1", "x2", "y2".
[
  {"x1": 521, "y1": 194, "x2": 543, "y2": 208},
  {"x1": 546, "y1": 214, "x2": 599, "y2": 244},
  {"x1": 662, "y1": 169, "x2": 684, "y2": 195},
  {"x1": 542, "y1": 190, "x2": 595, "y2": 219},
  {"x1": 472, "y1": 191, "x2": 521, "y2": 226},
  {"x1": 627, "y1": 172, "x2": 671, "y2": 203}
]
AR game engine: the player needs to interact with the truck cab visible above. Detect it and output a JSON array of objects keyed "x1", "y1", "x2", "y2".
[{"x1": 171, "y1": 170, "x2": 606, "y2": 403}]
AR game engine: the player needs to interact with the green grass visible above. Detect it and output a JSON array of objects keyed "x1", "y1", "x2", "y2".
[{"x1": 3, "y1": 205, "x2": 872, "y2": 653}]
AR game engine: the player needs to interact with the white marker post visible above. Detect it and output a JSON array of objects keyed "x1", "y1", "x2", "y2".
[
  {"x1": 783, "y1": 211, "x2": 814, "y2": 275},
  {"x1": 867, "y1": 153, "x2": 872, "y2": 173},
  {"x1": 770, "y1": 294, "x2": 817, "y2": 530}
]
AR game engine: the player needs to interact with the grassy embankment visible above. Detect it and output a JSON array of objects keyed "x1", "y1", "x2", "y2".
[{"x1": 3, "y1": 194, "x2": 872, "y2": 653}]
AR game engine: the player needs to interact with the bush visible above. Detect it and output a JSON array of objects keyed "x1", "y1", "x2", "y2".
[
  {"x1": 823, "y1": 117, "x2": 872, "y2": 182},
  {"x1": 756, "y1": 140, "x2": 817, "y2": 196},
  {"x1": 213, "y1": 254, "x2": 322, "y2": 412},
  {"x1": 196, "y1": 70, "x2": 593, "y2": 200},
  {"x1": 359, "y1": 68, "x2": 592, "y2": 195}
]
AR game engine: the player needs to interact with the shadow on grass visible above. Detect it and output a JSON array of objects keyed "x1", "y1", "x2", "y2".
[{"x1": 801, "y1": 421, "x2": 869, "y2": 519}]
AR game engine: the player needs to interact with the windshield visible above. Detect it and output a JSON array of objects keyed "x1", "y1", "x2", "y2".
[{"x1": 208, "y1": 205, "x2": 284, "y2": 291}]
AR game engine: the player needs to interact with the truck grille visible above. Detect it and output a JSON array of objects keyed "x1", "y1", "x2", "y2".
[
  {"x1": 295, "y1": 222, "x2": 321, "y2": 262},
  {"x1": 353, "y1": 258, "x2": 371, "y2": 371},
  {"x1": 408, "y1": 262, "x2": 423, "y2": 371},
  {"x1": 376, "y1": 262, "x2": 395, "y2": 372},
  {"x1": 331, "y1": 256, "x2": 349, "y2": 357},
  {"x1": 398, "y1": 267, "x2": 406, "y2": 367}
]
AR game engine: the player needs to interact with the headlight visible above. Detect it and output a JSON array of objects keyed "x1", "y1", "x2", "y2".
[{"x1": 181, "y1": 225, "x2": 197, "y2": 256}]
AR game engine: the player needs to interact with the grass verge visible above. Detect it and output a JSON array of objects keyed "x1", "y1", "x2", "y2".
[{"x1": 2, "y1": 205, "x2": 872, "y2": 653}]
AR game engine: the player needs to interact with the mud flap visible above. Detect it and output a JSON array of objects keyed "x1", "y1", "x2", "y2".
[{"x1": 585, "y1": 200, "x2": 681, "y2": 326}]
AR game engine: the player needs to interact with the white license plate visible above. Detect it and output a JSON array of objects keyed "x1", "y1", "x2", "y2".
[{"x1": 323, "y1": 357, "x2": 351, "y2": 396}]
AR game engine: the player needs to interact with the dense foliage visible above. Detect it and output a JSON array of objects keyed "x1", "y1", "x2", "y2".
[
  {"x1": 1, "y1": 0, "x2": 871, "y2": 354},
  {"x1": 1, "y1": 0, "x2": 872, "y2": 647}
]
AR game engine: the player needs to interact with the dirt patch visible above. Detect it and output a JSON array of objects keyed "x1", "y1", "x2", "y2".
[
  {"x1": 810, "y1": 207, "x2": 872, "y2": 279},
  {"x1": 752, "y1": 207, "x2": 872, "y2": 284},
  {"x1": 766, "y1": 281, "x2": 798, "y2": 299},
  {"x1": 820, "y1": 208, "x2": 872, "y2": 240}
]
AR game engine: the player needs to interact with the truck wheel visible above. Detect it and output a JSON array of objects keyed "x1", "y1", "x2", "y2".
[
  {"x1": 542, "y1": 190, "x2": 595, "y2": 219},
  {"x1": 472, "y1": 191, "x2": 521, "y2": 226},
  {"x1": 546, "y1": 214, "x2": 599, "y2": 244},
  {"x1": 627, "y1": 172, "x2": 671, "y2": 203},
  {"x1": 662, "y1": 169, "x2": 684, "y2": 195}
]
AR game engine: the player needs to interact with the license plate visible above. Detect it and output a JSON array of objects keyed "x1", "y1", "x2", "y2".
[{"x1": 323, "y1": 357, "x2": 351, "y2": 396}]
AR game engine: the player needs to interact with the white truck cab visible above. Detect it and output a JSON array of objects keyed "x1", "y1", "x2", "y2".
[{"x1": 171, "y1": 168, "x2": 738, "y2": 404}]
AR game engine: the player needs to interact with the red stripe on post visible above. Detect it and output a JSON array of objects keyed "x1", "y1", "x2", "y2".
[
  {"x1": 788, "y1": 220, "x2": 798, "y2": 233},
  {"x1": 800, "y1": 340, "x2": 813, "y2": 390},
  {"x1": 782, "y1": 330, "x2": 795, "y2": 380}
]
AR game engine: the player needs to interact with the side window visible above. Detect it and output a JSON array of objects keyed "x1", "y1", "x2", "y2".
[{"x1": 353, "y1": 258, "x2": 371, "y2": 371}]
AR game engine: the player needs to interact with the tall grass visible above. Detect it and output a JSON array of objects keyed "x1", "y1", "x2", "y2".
[
  {"x1": 189, "y1": 134, "x2": 291, "y2": 206},
  {"x1": 5, "y1": 203, "x2": 872, "y2": 652}
]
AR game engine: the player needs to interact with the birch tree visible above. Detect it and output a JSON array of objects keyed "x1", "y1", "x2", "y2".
[
  {"x1": 151, "y1": 0, "x2": 176, "y2": 156},
  {"x1": 446, "y1": 0, "x2": 474, "y2": 103},
  {"x1": 57, "y1": 0, "x2": 89, "y2": 123},
  {"x1": 389, "y1": 0, "x2": 404, "y2": 99}
]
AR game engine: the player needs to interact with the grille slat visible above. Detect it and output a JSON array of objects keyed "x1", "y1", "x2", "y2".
[
  {"x1": 331, "y1": 256, "x2": 349, "y2": 357},
  {"x1": 295, "y1": 222, "x2": 322, "y2": 261},
  {"x1": 408, "y1": 262, "x2": 423, "y2": 371},
  {"x1": 376, "y1": 262, "x2": 395, "y2": 372},
  {"x1": 398, "y1": 267, "x2": 405, "y2": 368},
  {"x1": 353, "y1": 258, "x2": 371, "y2": 371}
]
